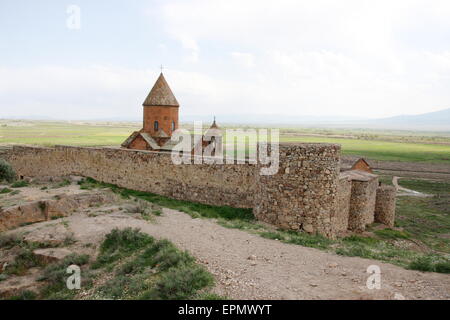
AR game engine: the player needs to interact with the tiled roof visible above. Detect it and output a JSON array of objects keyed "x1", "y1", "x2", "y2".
[{"x1": 143, "y1": 73, "x2": 179, "y2": 107}]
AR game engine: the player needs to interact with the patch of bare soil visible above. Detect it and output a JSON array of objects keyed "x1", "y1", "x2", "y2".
[{"x1": 1, "y1": 184, "x2": 449, "y2": 300}]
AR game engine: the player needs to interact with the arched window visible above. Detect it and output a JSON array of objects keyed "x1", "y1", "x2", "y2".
[
  {"x1": 171, "y1": 120, "x2": 175, "y2": 131},
  {"x1": 154, "y1": 121, "x2": 159, "y2": 131}
]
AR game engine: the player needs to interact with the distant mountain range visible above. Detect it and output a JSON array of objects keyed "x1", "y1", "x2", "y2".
[
  {"x1": 371, "y1": 108, "x2": 450, "y2": 130},
  {"x1": 182, "y1": 108, "x2": 450, "y2": 131}
]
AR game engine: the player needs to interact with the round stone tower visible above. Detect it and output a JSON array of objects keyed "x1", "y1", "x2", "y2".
[{"x1": 142, "y1": 73, "x2": 179, "y2": 137}]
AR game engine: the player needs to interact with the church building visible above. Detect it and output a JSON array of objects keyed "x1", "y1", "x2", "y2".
[{"x1": 121, "y1": 72, "x2": 219, "y2": 152}]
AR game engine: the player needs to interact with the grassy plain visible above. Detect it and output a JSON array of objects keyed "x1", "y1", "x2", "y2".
[{"x1": 2, "y1": 119, "x2": 450, "y2": 163}]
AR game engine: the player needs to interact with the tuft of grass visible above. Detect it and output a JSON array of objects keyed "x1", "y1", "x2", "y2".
[
  {"x1": 259, "y1": 230, "x2": 331, "y2": 249},
  {"x1": 408, "y1": 255, "x2": 450, "y2": 274},
  {"x1": 139, "y1": 264, "x2": 214, "y2": 300},
  {"x1": 94, "y1": 229, "x2": 216, "y2": 300},
  {"x1": 10, "y1": 180, "x2": 29, "y2": 188},
  {"x1": 5, "y1": 248, "x2": 44, "y2": 276},
  {"x1": 374, "y1": 228, "x2": 410, "y2": 240},
  {"x1": 343, "y1": 235, "x2": 380, "y2": 245},
  {"x1": 92, "y1": 228, "x2": 154, "y2": 269},
  {"x1": 259, "y1": 231, "x2": 286, "y2": 241},
  {"x1": 54, "y1": 179, "x2": 71, "y2": 188},
  {"x1": 78, "y1": 177, "x2": 254, "y2": 222},
  {"x1": 0, "y1": 187, "x2": 12, "y2": 194},
  {"x1": 38, "y1": 253, "x2": 91, "y2": 299}
]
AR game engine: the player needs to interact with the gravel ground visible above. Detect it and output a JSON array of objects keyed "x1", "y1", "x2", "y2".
[{"x1": 56, "y1": 209, "x2": 450, "y2": 300}]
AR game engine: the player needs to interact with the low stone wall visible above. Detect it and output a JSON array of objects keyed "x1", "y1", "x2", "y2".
[
  {"x1": 332, "y1": 176, "x2": 352, "y2": 235},
  {"x1": 375, "y1": 185, "x2": 397, "y2": 227},
  {"x1": 253, "y1": 144, "x2": 341, "y2": 238},
  {"x1": 348, "y1": 178, "x2": 379, "y2": 232}
]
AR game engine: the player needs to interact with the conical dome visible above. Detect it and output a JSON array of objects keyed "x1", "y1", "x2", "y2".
[{"x1": 143, "y1": 73, "x2": 179, "y2": 107}]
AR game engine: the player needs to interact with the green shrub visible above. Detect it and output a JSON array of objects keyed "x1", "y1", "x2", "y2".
[
  {"x1": 0, "y1": 159, "x2": 16, "y2": 183},
  {"x1": 100, "y1": 228, "x2": 153, "y2": 254},
  {"x1": 38, "y1": 253, "x2": 91, "y2": 299},
  {"x1": 408, "y1": 255, "x2": 450, "y2": 274},
  {"x1": 286, "y1": 231, "x2": 332, "y2": 249},
  {"x1": 6, "y1": 248, "x2": 43, "y2": 275},
  {"x1": 0, "y1": 187, "x2": 12, "y2": 194},
  {"x1": 343, "y1": 235, "x2": 380, "y2": 245},
  {"x1": 140, "y1": 264, "x2": 214, "y2": 300},
  {"x1": 92, "y1": 228, "x2": 154, "y2": 269},
  {"x1": 11, "y1": 180, "x2": 29, "y2": 188}
]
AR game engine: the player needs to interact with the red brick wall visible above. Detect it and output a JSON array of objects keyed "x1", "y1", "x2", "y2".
[
  {"x1": 128, "y1": 135, "x2": 148, "y2": 150},
  {"x1": 143, "y1": 106, "x2": 179, "y2": 136}
]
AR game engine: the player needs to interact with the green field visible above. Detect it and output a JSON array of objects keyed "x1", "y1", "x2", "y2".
[
  {"x1": 1, "y1": 120, "x2": 450, "y2": 163},
  {"x1": 281, "y1": 136, "x2": 450, "y2": 163}
]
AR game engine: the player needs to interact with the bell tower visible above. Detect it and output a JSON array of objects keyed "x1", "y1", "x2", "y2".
[{"x1": 142, "y1": 73, "x2": 179, "y2": 137}]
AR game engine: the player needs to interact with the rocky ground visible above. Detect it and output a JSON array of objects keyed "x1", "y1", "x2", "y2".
[{"x1": 0, "y1": 180, "x2": 449, "y2": 300}]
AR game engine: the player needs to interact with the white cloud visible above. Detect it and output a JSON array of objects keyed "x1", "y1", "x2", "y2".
[
  {"x1": 156, "y1": 0, "x2": 450, "y2": 117},
  {"x1": 2, "y1": 1, "x2": 450, "y2": 120}
]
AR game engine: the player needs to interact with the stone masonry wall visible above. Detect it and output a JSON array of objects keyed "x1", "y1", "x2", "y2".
[
  {"x1": 253, "y1": 144, "x2": 341, "y2": 238},
  {"x1": 332, "y1": 176, "x2": 352, "y2": 235},
  {"x1": 3, "y1": 145, "x2": 256, "y2": 208},
  {"x1": 374, "y1": 185, "x2": 397, "y2": 227},
  {"x1": 1, "y1": 143, "x2": 391, "y2": 238},
  {"x1": 348, "y1": 178, "x2": 379, "y2": 232}
]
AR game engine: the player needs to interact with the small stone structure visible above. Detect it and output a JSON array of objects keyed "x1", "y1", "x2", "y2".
[
  {"x1": 340, "y1": 170, "x2": 379, "y2": 232},
  {"x1": 1, "y1": 144, "x2": 396, "y2": 238},
  {"x1": 374, "y1": 185, "x2": 397, "y2": 227}
]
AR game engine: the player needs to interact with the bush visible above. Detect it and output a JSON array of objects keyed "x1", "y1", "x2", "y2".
[
  {"x1": 0, "y1": 187, "x2": 12, "y2": 194},
  {"x1": 408, "y1": 255, "x2": 450, "y2": 274},
  {"x1": 6, "y1": 248, "x2": 43, "y2": 275},
  {"x1": 140, "y1": 264, "x2": 214, "y2": 300},
  {"x1": 0, "y1": 159, "x2": 16, "y2": 183},
  {"x1": 38, "y1": 253, "x2": 91, "y2": 299},
  {"x1": 92, "y1": 228, "x2": 154, "y2": 269},
  {"x1": 11, "y1": 180, "x2": 29, "y2": 188}
]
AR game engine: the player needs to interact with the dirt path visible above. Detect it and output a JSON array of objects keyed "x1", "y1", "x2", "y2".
[
  {"x1": 392, "y1": 176, "x2": 431, "y2": 197},
  {"x1": 41, "y1": 209, "x2": 447, "y2": 300}
]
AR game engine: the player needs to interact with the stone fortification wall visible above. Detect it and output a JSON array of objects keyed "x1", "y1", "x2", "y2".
[
  {"x1": 1, "y1": 143, "x2": 394, "y2": 238},
  {"x1": 3, "y1": 145, "x2": 256, "y2": 209},
  {"x1": 253, "y1": 144, "x2": 341, "y2": 238},
  {"x1": 374, "y1": 185, "x2": 397, "y2": 227},
  {"x1": 332, "y1": 176, "x2": 352, "y2": 235},
  {"x1": 348, "y1": 178, "x2": 379, "y2": 231}
]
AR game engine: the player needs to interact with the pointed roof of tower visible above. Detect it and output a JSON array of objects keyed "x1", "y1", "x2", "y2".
[
  {"x1": 210, "y1": 116, "x2": 219, "y2": 129},
  {"x1": 143, "y1": 73, "x2": 179, "y2": 107}
]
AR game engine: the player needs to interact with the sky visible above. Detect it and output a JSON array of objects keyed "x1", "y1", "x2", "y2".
[{"x1": 0, "y1": 0, "x2": 450, "y2": 120}]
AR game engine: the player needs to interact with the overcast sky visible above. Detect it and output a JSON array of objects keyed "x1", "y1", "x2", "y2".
[{"x1": 1, "y1": 0, "x2": 450, "y2": 120}]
